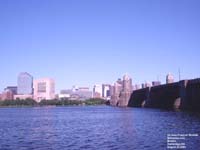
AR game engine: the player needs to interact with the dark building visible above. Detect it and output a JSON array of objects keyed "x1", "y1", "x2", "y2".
[
  {"x1": 152, "y1": 81, "x2": 161, "y2": 87},
  {"x1": 4, "y1": 86, "x2": 17, "y2": 95}
]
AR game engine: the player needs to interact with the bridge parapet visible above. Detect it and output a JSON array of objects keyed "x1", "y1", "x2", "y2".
[{"x1": 128, "y1": 79, "x2": 200, "y2": 111}]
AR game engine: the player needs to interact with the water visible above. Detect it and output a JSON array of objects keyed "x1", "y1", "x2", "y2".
[{"x1": 0, "y1": 106, "x2": 200, "y2": 150}]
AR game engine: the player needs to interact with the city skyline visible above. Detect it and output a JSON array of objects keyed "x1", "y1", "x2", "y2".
[
  {"x1": 0, "y1": 71, "x2": 177, "y2": 94},
  {"x1": 0, "y1": 0, "x2": 200, "y2": 92}
]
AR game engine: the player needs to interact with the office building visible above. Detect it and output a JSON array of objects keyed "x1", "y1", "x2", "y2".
[
  {"x1": 118, "y1": 74, "x2": 133, "y2": 106},
  {"x1": 102, "y1": 84, "x2": 110, "y2": 98},
  {"x1": 110, "y1": 81, "x2": 122, "y2": 105},
  {"x1": 17, "y1": 72, "x2": 33, "y2": 95},
  {"x1": 4, "y1": 86, "x2": 17, "y2": 95},
  {"x1": 1, "y1": 89, "x2": 13, "y2": 100},
  {"x1": 93, "y1": 84, "x2": 102, "y2": 98},
  {"x1": 33, "y1": 78, "x2": 55, "y2": 102}
]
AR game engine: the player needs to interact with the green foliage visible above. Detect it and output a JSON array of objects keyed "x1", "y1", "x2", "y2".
[
  {"x1": 38, "y1": 99, "x2": 83, "y2": 106},
  {"x1": 0, "y1": 98, "x2": 37, "y2": 106},
  {"x1": 0, "y1": 98, "x2": 109, "y2": 107},
  {"x1": 84, "y1": 98, "x2": 108, "y2": 105}
]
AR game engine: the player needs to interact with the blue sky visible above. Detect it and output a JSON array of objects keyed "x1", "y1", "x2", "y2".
[{"x1": 0, "y1": 0, "x2": 200, "y2": 92}]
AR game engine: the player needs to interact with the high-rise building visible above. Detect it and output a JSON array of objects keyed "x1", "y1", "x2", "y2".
[
  {"x1": 33, "y1": 78, "x2": 55, "y2": 102},
  {"x1": 118, "y1": 74, "x2": 133, "y2": 106},
  {"x1": 17, "y1": 72, "x2": 33, "y2": 95},
  {"x1": 122, "y1": 74, "x2": 132, "y2": 92},
  {"x1": 116, "y1": 78, "x2": 123, "y2": 85},
  {"x1": 102, "y1": 84, "x2": 110, "y2": 98},
  {"x1": 110, "y1": 81, "x2": 123, "y2": 105},
  {"x1": 93, "y1": 84, "x2": 102, "y2": 98},
  {"x1": 166, "y1": 73, "x2": 174, "y2": 84}
]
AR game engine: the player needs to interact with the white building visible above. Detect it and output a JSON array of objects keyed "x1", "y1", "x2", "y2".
[
  {"x1": 102, "y1": 84, "x2": 110, "y2": 98},
  {"x1": 33, "y1": 78, "x2": 55, "y2": 102},
  {"x1": 122, "y1": 74, "x2": 133, "y2": 92},
  {"x1": 166, "y1": 73, "x2": 174, "y2": 84},
  {"x1": 93, "y1": 84, "x2": 102, "y2": 98}
]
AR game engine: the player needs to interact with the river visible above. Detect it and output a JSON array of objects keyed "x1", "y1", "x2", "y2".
[{"x1": 0, "y1": 106, "x2": 199, "y2": 150}]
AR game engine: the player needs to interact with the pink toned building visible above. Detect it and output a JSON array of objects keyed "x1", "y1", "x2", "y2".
[
  {"x1": 33, "y1": 78, "x2": 55, "y2": 102},
  {"x1": 1, "y1": 90, "x2": 14, "y2": 100}
]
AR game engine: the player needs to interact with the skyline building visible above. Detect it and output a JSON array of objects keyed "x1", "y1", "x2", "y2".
[
  {"x1": 1, "y1": 89, "x2": 14, "y2": 100},
  {"x1": 102, "y1": 84, "x2": 110, "y2": 98},
  {"x1": 17, "y1": 72, "x2": 33, "y2": 95},
  {"x1": 118, "y1": 74, "x2": 133, "y2": 106},
  {"x1": 166, "y1": 73, "x2": 174, "y2": 84},
  {"x1": 33, "y1": 78, "x2": 55, "y2": 102},
  {"x1": 122, "y1": 74, "x2": 133, "y2": 92},
  {"x1": 59, "y1": 87, "x2": 92, "y2": 100},
  {"x1": 152, "y1": 81, "x2": 161, "y2": 86},
  {"x1": 93, "y1": 84, "x2": 102, "y2": 98},
  {"x1": 110, "y1": 81, "x2": 123, "y2": 105},
  {"x1": 4, "y1": 86, "x2": 17, "y2": 95}
]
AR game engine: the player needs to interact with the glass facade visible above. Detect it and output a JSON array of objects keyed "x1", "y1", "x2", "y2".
[{"x1": 17, "y1": 72, "x2": 33, "y2": 94}]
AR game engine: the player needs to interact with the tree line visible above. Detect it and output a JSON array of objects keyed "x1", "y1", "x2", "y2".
[{"x1": 0, "y1": 98, "x2": 110, "y2": 107}]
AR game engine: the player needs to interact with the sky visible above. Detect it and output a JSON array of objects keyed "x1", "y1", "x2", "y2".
[{"x1": 0, "y1": 0, "x2": 200, "y2": 92}]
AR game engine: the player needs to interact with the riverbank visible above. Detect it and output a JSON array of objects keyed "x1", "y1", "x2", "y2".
[{"x1": 0, "y1": 98, "x2": 110, "y2": 107}]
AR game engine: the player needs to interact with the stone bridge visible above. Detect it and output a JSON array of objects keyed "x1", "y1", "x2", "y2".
[{"x1": 128, "y1": 78, "x2": 200, "y2": 111}]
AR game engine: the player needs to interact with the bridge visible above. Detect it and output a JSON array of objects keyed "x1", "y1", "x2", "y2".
[{"x1": 128, "y1": 78, "x2": 200, "y2": 111}]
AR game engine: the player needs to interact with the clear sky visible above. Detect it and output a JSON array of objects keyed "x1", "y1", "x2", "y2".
[{"x1": 0, "y1": 0, "x2": 200, "y2": 92}]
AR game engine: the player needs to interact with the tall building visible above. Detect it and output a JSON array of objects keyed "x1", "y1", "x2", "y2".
[
  {"x1": 110, "y1": 81, "x2": 122, "y2": 105},
  {"x1": 166, "y1": 73, "x2": 174, "y2": 84},
  {"x1": 17, "y1": 72, "x2": 33, "y2": 95},
  {"x1": 122, "y1": 74, "x2": 132, "y2": 92},
  {"x1": 33, "y1": 78, "x2": 55, "y2": 102},
  {"x1": 118, "y1": 74, "x2": 133, "y2": 106},
  {"x1": 102, "y1": 84, "x2": 110, "y2": 98},
  {"x1": 116, "y1": 78, "x2": 123, "y2": 85},
  {"x1": 93, "y1": 84, "x2": 102, "y2": 98}
]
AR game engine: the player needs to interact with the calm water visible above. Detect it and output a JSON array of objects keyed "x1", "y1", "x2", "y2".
[{"x1": 0, "y1": 106, "x2": 200, "y2": 150}]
